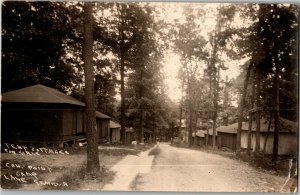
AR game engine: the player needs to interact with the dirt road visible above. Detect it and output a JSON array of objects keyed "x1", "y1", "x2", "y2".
[{"x1": 133, "y1": 143, "x2": 287, "y2": 192}]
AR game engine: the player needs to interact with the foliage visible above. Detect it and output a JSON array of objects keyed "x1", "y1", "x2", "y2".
[{"x1": 2, "y1": 1, "x2": 81, "y2": 93}]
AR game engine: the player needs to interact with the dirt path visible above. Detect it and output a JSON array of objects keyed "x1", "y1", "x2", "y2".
[
  {"x1": 102, "y1": 146, "x2": 156, "y2": 191},
  {"x1": 134, "y1": 143, "x2": 287, "y2": 192}
]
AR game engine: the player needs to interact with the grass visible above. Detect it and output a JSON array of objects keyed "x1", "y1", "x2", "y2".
[
  {"x1": 1, "y1": 143, "x2": 155, "y2": 190},
  {"x1": 43, "y1": 165, "x2": 115, "y2": 190},
  {"x1": 1, "y1": 159, "x2": 52, "y2": 189}
]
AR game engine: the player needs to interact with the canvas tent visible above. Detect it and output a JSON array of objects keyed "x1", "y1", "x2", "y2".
[
  {"x1": 109, "y1": 120, "x2": 121, "y2": 143},
  {"x1": 2, "y1": 84, "x2": 111, "y2": 145},
  {"x1": 216, "y1": 119, "x2": 297, "y2": 155},
  {"x1": 243, "y1": 118, "x2": 298, "y2": 155},
  {"x1": 2, "y1": 84, "x2": 85, "y2": 145},
  {"x1": 217, "y1": 122, "x2": 248, "y2": 150},
  {"x1": 96, "y1": 111, "x2": 111, "y2": 143},
  {"x1": 203, "y1": 129, "x2": 217, "y2": 146},
  {"x1": 125, "y1": 127, "x2": 135, "y2": 144}
]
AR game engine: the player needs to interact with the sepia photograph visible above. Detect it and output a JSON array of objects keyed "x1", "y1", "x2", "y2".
[{"x1": 1, "y1": 1, "x2": 298, "y2": 193}]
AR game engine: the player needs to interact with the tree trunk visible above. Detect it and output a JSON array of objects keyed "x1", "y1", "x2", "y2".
[
  {"x1": 170, "y1": 122, "x2": 175, "y2": 145},
  {"x1": 153, "y1": 125, "x2": 157, "y2": 144},
  {"x1": 119, "y1": 7, "x2": 126, "y2": 143},
  {"x1": 83, "y1": 2, "x2": 100, "y2": 174},
  {"x1": 223, "y1": 76, "x2": 229, "y2": 126},
  {"x1": 193, "y1": 118, "x2": 198, "y2": 146},
  {"x1": 255, "y1": 67, "x2": 261, "y2": 153},
  {"x1": 272, "y1": 64, "x2": 280, "y2": 168},
  {"x1": 138, "y1": 68, "x2": 144, "y2": 143},
  {"x1": 247, "y1": 82, "x2": 255, "y2": 155},
  {"x1": 120, "y1": 61, "x2": 125, "y2": 143},
  {"x1": 237, "y1": 62, "x2": 252, "y2": 152},
  {"x1": 212, "y1": 66, "x2": 220, "y2": 149},
  {"x1": 188, "y1": 91, "x2": 193, "y2": 148},
  {"x1": 263, "y1": 112, "x2": 273, "y2": 154},
  {"x1": 179, "y1": 78, "x2": 184, "y2": 144},
  {"x1": 247, "y1": 114, "x2": 253, "y2": 155},
  {"x1": 206, "y1": 128, "x2": 209, "y2": 146},
  {"x1": 212, "y1": 72, "x2": 217, "y2": 149}
]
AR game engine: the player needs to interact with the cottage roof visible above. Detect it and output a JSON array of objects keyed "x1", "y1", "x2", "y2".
[
  {"x1": 217, "y1": 122, "x2": 248, "y2": 134},
  {"x1": 217, "y1": 118, "x2": 297, "y2": 134},
  {"x1": 126, "y1": 127, "x2": 134, "y2": 133},
  {"x1": 110, "y1": 120, "x2": 120, "y2": 129},
  {"x1": 192, "y1": 130, "x2": 205, "y2": 137},
  {"x1": 203, "y1": 129, "x2": 218, "y2": 136},
  {"x1": 96, "y1": 111, "x2": 111, "y2": 119},
  {"x1": 2, "y1": 84, "x2": 85, "y2": 106},
  {"x1": 248, "y1": 117, "x2": 297, "y2": 133}
]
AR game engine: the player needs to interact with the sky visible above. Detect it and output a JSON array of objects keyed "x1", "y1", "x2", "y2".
[
  {"x1": 162, "y1": 52, "x2": 182, "y2": 102},
  {"x1": 152, "y1": 3, "x2": 250, "y2": 102}
]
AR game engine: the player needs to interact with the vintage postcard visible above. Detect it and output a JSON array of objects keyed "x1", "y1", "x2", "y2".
[{"x1": 1, "y1": 1, "x2": 298, "y2": 193}]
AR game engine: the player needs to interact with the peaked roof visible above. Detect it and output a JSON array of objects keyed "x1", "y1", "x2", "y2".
[
  {"x1": 249, "y1": 117, "x2": 297, "y2": 133},
  {"x1": 217, "y1": 118, "x2": 297, "y2": 134},
  {"x1": 2, "y1": 84, "x2": 85, "y2": 106},
  {"x1": 193, "y1": 130, "x2": 205, "y2": 138},
  {"x1": 110, "y1": 120, "x2": 120, "y2": 129},
  {"x1": 217, "y1": 122, "x2": 249, "y2": 134},
  {"x1": 204, "y1": 129, "x2": 218, "y2": 136},
  {"x1": 96, "y1": 111, "x2": 110, "y2": 119}
]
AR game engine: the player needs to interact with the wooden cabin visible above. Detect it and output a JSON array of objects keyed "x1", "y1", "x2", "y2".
[
  {"x1": 2, "y1": 85, "x2": 86, "y2": 145},
  {"x1": 242, "y1": 118, "x2": 297, "y2": 155},
  {"x1": 96, "y1": 111, "x2": 111, "y2": 143},
  {"x1": 192, "y1": 130, "x2": 206, "y2": 146},
  {"x1": 217, "y1": 118, "x2": 297, "y2": 155},
  {"x1": 125, "y1": 127, "x2": 135, "y2": 144},
  {"x1": 216, "y1": 123, "x2": 240, "y2": 150},
  {"x1": 2, "y1": 84, "x2": 112, "y2": 146},
  {"x1": 109, "y1": 120, "x2": 121, "y2": 143},
  {"x1": 204, "y1": 129, "x2": 217, "y2": 147}
]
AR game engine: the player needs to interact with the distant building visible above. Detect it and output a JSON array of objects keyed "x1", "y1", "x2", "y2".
[
  {"x1": 125, "y1": 127, "x2": 135, "y2": 144},
  {"x1": 217, "y1": 118, "x2": 297, "y2": 155},
  {"x1": 109, "y1": 120, "x2": 121, "y2": 143},
  {"x1": 243, "y1": 118, "x2": 297, "y2": 155},
  {"x1": 96, "y1": 111, "x2": 111, "y2": 143}
]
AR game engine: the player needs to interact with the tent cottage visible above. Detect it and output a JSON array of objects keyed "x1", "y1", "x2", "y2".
[
  {"x1": 217, "y1": 118, "x2": 297, "y2": 155},
  {"x1": 96, "y1": 111, "x2": 111, "y2": 143},
  {"x1": 242, "y1": 118, "x2": 298, "y2": 155},
  {"x1": 109, "y1": 120, "x2": 121, "y2": 143},
  {"x1": 216, "y1": 122, "x2": 248, "y2": 150},
  {"x1": 204, "y1": 129, "x2": 217, "y2": 146},
  {"x1": 2, "y1": 84, "x2": 110, "y2": 145}
]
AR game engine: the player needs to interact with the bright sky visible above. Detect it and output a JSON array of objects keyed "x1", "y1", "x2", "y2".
[
  {"x1": 151, "y1": 3, "x2": 250, "y2": 102},
  {"x1": 162, "y1": 51, "x2": 182, "y2": 102}
]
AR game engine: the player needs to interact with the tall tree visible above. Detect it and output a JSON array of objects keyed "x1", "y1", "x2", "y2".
[
  {"x1": 2, "y1": 1, "x2": 81, "y2": 93},
  {"x1": 236, "y1": 61, "x2": 253, "y2": 151},
  {"x1": 255, "y1": 4, "x2": 298, "y2": 167},
  {"x1": 83, "y1": 2, "x2": 99, "y2": 174},
  {"x1": 207, "y1": 5, "x2": 237, "y2": 148},
  {"x1": 94, "y1": 3, "x2": 158, "y2": 143},
  {"x1": 234, "y1": 4, "x2": 297, "y2": 159},
  {"x1": 173, "y1": 9, "x2": 208, "y2": 147}
]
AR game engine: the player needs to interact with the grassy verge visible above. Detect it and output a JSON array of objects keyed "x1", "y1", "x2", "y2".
[
  {"x1": 1, "y1": 143, "x2": 154, "y2": 190},
  {"x1": 43, "y1": 165, "x2": 115, "y2": 190}
]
